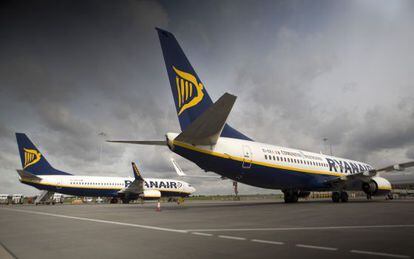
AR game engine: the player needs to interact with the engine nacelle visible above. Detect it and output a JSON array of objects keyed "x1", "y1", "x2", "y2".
[
  {"x1": 362, "y1": 176, "x2": 392, "y2": 196},
  {"x1": 141, "y1": 190, "x2": 161, "y2": 200}
]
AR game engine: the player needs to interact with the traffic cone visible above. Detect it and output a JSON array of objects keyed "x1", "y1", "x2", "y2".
[{"x1": 156, "y1": 201, "x2": 161, "y2": 212}]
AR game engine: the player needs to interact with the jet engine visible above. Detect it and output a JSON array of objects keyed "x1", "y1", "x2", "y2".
[
  {"x1": 141, "y1": 190, "x2": 162, "y2": 200},
  {"x1": 362, "y1": 176, "x2": 391, "y2": 196}
]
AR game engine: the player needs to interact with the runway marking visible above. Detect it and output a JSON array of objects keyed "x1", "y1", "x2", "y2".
[
  {"x1": 251, "y1": 239, "x2": 284, "y2": 245},
  {"x1": 191, "y1": 232, "x2": 213, "y2": 237},
  {"x1": 2, "y1": 208, "x2": 411, "y2": 259},
  {"x1": 218, "y1": 235, "x2": 246, "y2": 241},
  {"x1": 186, "y1": 224, "x2": 414, "y2": 232},
  {"x1": 296, "y1": 244, "x2": 338, "y2": 251},
  {"x1": 350, "y1": 250, "x2": 411, "y2": 258},
  {"x1": 0, "y1": 208, "x2": 187, "y2": 234}
]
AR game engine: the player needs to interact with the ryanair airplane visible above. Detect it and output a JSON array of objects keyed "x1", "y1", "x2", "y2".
[
  {"x1": 16, "y1": 133, "x2": 195, "y2": 204},
  {"x1": 108, "y1": 28, "x2": 414, "y2": 203}
]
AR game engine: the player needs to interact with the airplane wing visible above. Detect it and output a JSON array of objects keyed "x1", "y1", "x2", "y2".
[
  {"x1": 325, "y1": 161, "x2": 414, "y2": 187},
  {"x1": 118, "y1": 162, "x2": 144, "y2": 194},
  {"x1": 376, "y1": 161, "x2": 414, "y2": 172},
  {"x1": 325, "y1": 169, "x2": 377, "y2": 187},
  {"x1": 174, "y1": 93, "x2": 237, "y2": 146},
  {"x1": 170, "y1": 158, "x2": 221, "y2": 179}
]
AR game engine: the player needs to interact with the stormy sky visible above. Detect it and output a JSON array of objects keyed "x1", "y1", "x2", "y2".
[{"x1": 1, "y1": 0, "x2": 413, "y2": 196}]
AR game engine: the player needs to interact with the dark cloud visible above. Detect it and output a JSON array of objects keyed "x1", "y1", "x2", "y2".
[{"x1": 0, "y1": 0, "x2": 413, "y2": 195}]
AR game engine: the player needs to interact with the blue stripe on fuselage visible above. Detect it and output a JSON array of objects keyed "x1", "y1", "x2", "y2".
[
  {"x1": 23, "y1": 181, "x2": 119, "y2": 197},
  {"x1": 172, "y1": 145, "x2": 337, "y2": 190}
]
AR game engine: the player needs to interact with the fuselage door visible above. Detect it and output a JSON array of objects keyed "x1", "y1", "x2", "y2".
[{"x1": 242, "y1": 145, "x2": 252, "y2": 169}]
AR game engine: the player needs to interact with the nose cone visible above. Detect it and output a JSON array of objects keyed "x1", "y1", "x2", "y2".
[{"x1": 190, "y1": 186, "x2": 196, "y2": 194}]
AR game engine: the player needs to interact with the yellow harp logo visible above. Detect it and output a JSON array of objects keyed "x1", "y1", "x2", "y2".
[
  {"x1": 23, "y1": 148, "x2": 41, "y2": 169},
  {"x1": 173, "y1": 66, "x2": 204, "y2": 115}
]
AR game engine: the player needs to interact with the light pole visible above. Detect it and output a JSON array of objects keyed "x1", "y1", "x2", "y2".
[
  {"x1": 323, "y1": 138, "x2": 333, "y2": 156},
  {"x1": 98, "y1": 132, "x2": 107, "y2": 174}
]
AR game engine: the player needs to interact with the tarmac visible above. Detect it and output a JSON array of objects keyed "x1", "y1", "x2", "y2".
[{"x1": 0, "y1": 198, "x2": 414, "y2": 259}]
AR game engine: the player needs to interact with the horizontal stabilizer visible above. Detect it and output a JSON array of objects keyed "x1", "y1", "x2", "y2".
[
  {"x1": 16, "y1": 169, "x2": 42, "y2": 181},
  {"x1": 106, "y1": 140, "x2": 166, "y2": 146},
  {"x1": 175, "y1": 93, "x2": 236, "y2": 145}
]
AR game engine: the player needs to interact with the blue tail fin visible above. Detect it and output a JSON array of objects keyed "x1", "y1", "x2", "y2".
[
  {"x1": 15, "y1": 133, "x2": 71, "y2": 175},
  {"x1": 156, "y1": 28, "x2": 252, "y2": 141}
]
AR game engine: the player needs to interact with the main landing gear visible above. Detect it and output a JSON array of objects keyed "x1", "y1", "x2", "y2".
[
  {"x1": 283, "y1": 190, "x2": 299, "y2": 203},
  {"x1": 332, "y1": 191, "x2": 348, "y2": 203}
]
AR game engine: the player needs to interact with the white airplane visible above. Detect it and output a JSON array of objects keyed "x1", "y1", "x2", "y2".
[
  {"x1": 15, "y1": 133, "x2": 195, "y2": 204},
  {"x1": 108, "y1": 28, "x2": 414, "y2": 203}
]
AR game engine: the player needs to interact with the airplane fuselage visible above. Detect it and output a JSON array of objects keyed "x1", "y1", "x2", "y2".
[
  {"x1": 167, "y1": 133, "x2": 391, "y2": 193},
  {"x1": 20, "y1": 174, "x2": 194, "y2": 198}
]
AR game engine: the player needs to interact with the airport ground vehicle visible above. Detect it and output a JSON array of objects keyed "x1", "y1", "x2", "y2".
[
  {"x1": 0, "y1": 194, "x2": 11, "y2": 205},
  {"x1": 11, "y1": 194, "x2": 24, "y2": 204}
]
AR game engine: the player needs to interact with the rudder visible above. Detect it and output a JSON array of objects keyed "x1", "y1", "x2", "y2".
[
  {"x1": 15, "y1": 133, "x2": 71, "y2": 175},
  {"x1": 156, "y1": 28, "x2": 252, "y2": 141}
]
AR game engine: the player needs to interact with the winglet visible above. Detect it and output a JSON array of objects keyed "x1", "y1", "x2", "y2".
[
  {"x1": 170, "y1": 158, "x2": 186, "y2": 176},
  {"x1": 131, "y1": 162, "x2": 144, "y2": 181}
]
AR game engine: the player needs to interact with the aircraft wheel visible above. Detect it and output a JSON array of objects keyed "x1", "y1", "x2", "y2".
[
  {"x1": 283, "y1": 190, "x2": 298, "y2": 203},
  {"x1": 332, "y1": 192, "x2": 340, "y2": 203},
  {"x1": 340, "y1": 192, "x2": 348, "y2": 202}
]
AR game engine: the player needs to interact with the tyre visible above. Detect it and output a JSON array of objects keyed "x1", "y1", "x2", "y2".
[
  {"x1": 340, "y1": 192, "x2": 348, "y2": 202},
  {"x1": 332, "y1": 192, "x2": 340, "y2": 203}
]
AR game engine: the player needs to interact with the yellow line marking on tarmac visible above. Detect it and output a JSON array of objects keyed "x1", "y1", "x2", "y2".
[
  {"x1": 296, "y1": 244, "x2": 338, "y2": 251},
  {"x1": 350, "y1": 250, "x2": 411, "y2": 258}
]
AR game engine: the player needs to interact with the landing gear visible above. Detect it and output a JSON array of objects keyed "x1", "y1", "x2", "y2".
[
  {"x1": 340, "y1": 191, "x2": 348, "y2": 202},
  {"x1": 110, "y1": 198, "x2": 118, "y2": 204},
  {"x1": 283, "y1": 190, "x2": 299, "y2": 203},
  {"x1": 332, "y1": 192, "x2": 340, "y2": 202},
  {"x1": 332, "y1": 191, "x2": 348, "y2": 202},
  {"x1": 366, "y1": 194, "x2": 372, "y2": 200},
  {"x1": 121, "y1": 199, "x2": 130, "y2": 204}
]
